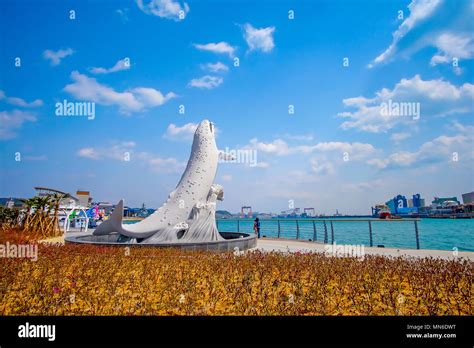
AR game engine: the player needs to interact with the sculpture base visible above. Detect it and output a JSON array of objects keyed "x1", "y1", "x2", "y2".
[{"x1": 65, "y1": 232, "x2": 257, "y2": 251}]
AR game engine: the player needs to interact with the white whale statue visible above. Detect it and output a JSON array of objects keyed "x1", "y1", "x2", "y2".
[{"x1": 93, "y1": 119, "x2": 225, "y2": 244}]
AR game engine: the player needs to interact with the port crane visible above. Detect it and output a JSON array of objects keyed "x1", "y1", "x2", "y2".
[{"x1": 241, "y1": 206, "x2": 252, "y2": 218}]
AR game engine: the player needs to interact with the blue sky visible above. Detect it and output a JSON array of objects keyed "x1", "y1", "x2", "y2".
[{"x1": 1, "y1": 0, "x2": 473, "y2": 214}]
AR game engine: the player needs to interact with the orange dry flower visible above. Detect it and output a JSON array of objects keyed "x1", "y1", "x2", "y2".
[{"x1": 0, "y1": 230, "x2": 472, "y2": 316}]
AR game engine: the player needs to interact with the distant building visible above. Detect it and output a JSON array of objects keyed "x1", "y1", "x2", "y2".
[
  {"x1": 0, "y1": 197, "x2": 26, "y2": 208},
  {"x1": 432, "y1": 197, "x2": 460, "y2": 206},
  {"x1": 123, "y1": 206, "x2": 132, "y2": 217},
  {"x1": 34, "y1": 187, "x2": 79, "y2": 207},
  {"x1": 412, "y1": 194, "x2": 425, "y2": 208},
  {"x1": 384, "y1": 193, "x2": 424, "y2": 215},
  {"x1": 385, "y1": 194, "x2": 407, "y2": 214},
  {"x1": 256, "y1": 213, "x2": 272, "y2": 218},
  {"x1": 6, "y1": 199, "x2": 14, "y2": 208},
  {"x1": 76, "y1": 190, "x2": 91, "y2": 208},
  {"x1": 216, "y1": 210, "x2": 232, "y2": 219},
  {"x1": 97, "y1": 202, "x2": 114, "y2": 215},
  {"x1": 135, "y1": 203, "x2": 150, "y2": 218},
  {"x1": 385, "y1": 199, "x2": 396, "y2": 214},
  {"x1": 462, "y1": 191, "x2": 474, "y2": 204}
]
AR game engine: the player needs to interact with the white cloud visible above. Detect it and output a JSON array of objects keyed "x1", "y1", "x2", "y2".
[
  {"x1": 63, "y1": 71, "x2": 176, "y2": 114},
  {"x1": 338, "y1": 75, "x2": 474, "y2": 133},
  {"x1": 242, "y1": 23, "x2": 276, "y2": 53},
  {"x1": 221, "y1": 174, "x2": 232, "y2": 181},
  {"x1": 116, "y1": 8, "x2": 129, "y2": 22},
  {"x1": 136, "y1": 0, "x2": 189, "y2": 21},
  {"x1": 23, "y1": 155, "x2": 48, "y2": 161},
  {"x1": 248, "y1": 138, "x2": 293, "y2": 155},
  {"x1": 165, "y1": 122, "x2": 219, "y2": 141},
  {"x1": 193, "y1": 42, "x2": 236, "y2": 58},
  {"x1": 367, "y1": 131, "x2": 473, "y2": 169},
  {"x1": 0, "y1": 110, "x2": 36, "y2": 140},
  {"x1": 145, "y1": 155, "x2": 185, "y2": 173},
  {"x1": 390, "y1": 132, "x2": 411, "y2": 142},
  {"x1": 43, "y1": 48, "x2": 74, "y2": 66},
  {"x1": 450, "y1": 120, "x2": 474, "y2": 134},
  {"x1": 134, "y1": 151, "x2": 185, "y2": 173},
  {"x1": 77, "y1": 147, "x2": 100, "y2": 160},
  {"x1": 310, "y1": 158, "x2": 335, "y2": 176},
  {"x1": 201, "y1": 62, "x2": 228, "y2": 73},
  {"x1": 369, "y1": 0, "x2": 474, "y2": 71},
  {"x1": 132, "y1": 87, "x2": 176, "y2": 107},
  {"x1": 0, "y1": 90, "x2": 43, "y2": 108},
  {"x1": 343, "y1": 179, "x2": 384, "y2": 191},
  {"x1": 367, "y1": 151, "x2": 418, "y2": 169},
  {"x1": 280, "y1": 133, "x2": 314, "y2": 142},
  {"x1": 429, "y1": 32, "x2": 474, "y2": 66},
  {"x1": 90, "y1": 59, "x2": 131, "y2": 74},
  {"x1": 77, "y1": 141, "x2": 136, "y2": 161},
  {"x1": 164, "y1": 122, "x2": 197, "y2": 140},
  {"x1": 255, "y1": 161, "x2": 270, "y2": 168},
  {"x1": 188, "y1": 75, "x2": 223, "y2": 89},
  {"x1": 369, "y1": 0, "x2": 442, "y2": 67},
  {"x1": 241, "y1": 138, "x2": 376, "y2": 178},
  {"x1": 77, "y1": 141, "x2": 184, "y2": 173},
  {"x1": 247, "y1": 138, "x2": 376, "y2": 159},
  {"x1": 312, "y1": 142, "x2": 376, "y2": 160}
]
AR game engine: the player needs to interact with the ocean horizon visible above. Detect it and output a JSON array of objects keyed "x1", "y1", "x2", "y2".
[{"x1": 218, "y1": 218, "x2": 474, "y2": 252}]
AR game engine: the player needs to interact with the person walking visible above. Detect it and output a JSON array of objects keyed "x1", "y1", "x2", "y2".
[{"x1": 253, "y1": 217, "x2": 261, "y2": 238}]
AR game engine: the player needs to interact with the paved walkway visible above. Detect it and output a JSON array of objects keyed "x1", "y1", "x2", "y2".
[{"x1": 255, "y1": 238, "x2": 474, "y2": 260}]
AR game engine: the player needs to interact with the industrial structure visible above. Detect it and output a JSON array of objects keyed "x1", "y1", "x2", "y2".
[
  {"x1": 462, "y1": 191, "x2": 474, "y2": 204},
  {"x1": 279, "y1": 208, "x2": 301, "y2": 218},
  {"x1": 240, "y1": 206, "x2": 253, "y2": 218}
]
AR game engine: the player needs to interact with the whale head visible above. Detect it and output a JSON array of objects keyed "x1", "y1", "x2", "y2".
[{"x1": 194, "y1": 119, "x2": 216, "y2": 142}]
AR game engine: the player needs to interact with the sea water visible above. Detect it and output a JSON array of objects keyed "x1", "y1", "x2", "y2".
[{"x1": 216, "y1": 218, "x2": 474, "y2": 252}]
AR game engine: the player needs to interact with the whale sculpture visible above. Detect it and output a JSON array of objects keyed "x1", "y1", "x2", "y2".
[{"x1": 93, "y1": 119, "x2": 224, "y2": 244}]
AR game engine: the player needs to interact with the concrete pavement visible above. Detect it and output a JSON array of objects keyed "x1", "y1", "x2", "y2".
[{"x1": 254, "y1": 237, "x2": 474, "y2": 260}]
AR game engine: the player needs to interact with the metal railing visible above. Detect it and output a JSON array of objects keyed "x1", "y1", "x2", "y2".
[{"x1": 216, "y1": 218, "x2": 421, "y2": 249}]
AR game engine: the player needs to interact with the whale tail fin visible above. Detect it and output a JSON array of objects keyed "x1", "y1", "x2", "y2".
[{"x1": 93, "y1": 199, "x2": 124, "y2": 235}]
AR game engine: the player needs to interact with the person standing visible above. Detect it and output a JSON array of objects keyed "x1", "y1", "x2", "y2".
[{"x1": 253, "y1": 217, "x2": 261, "y2": 238}]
